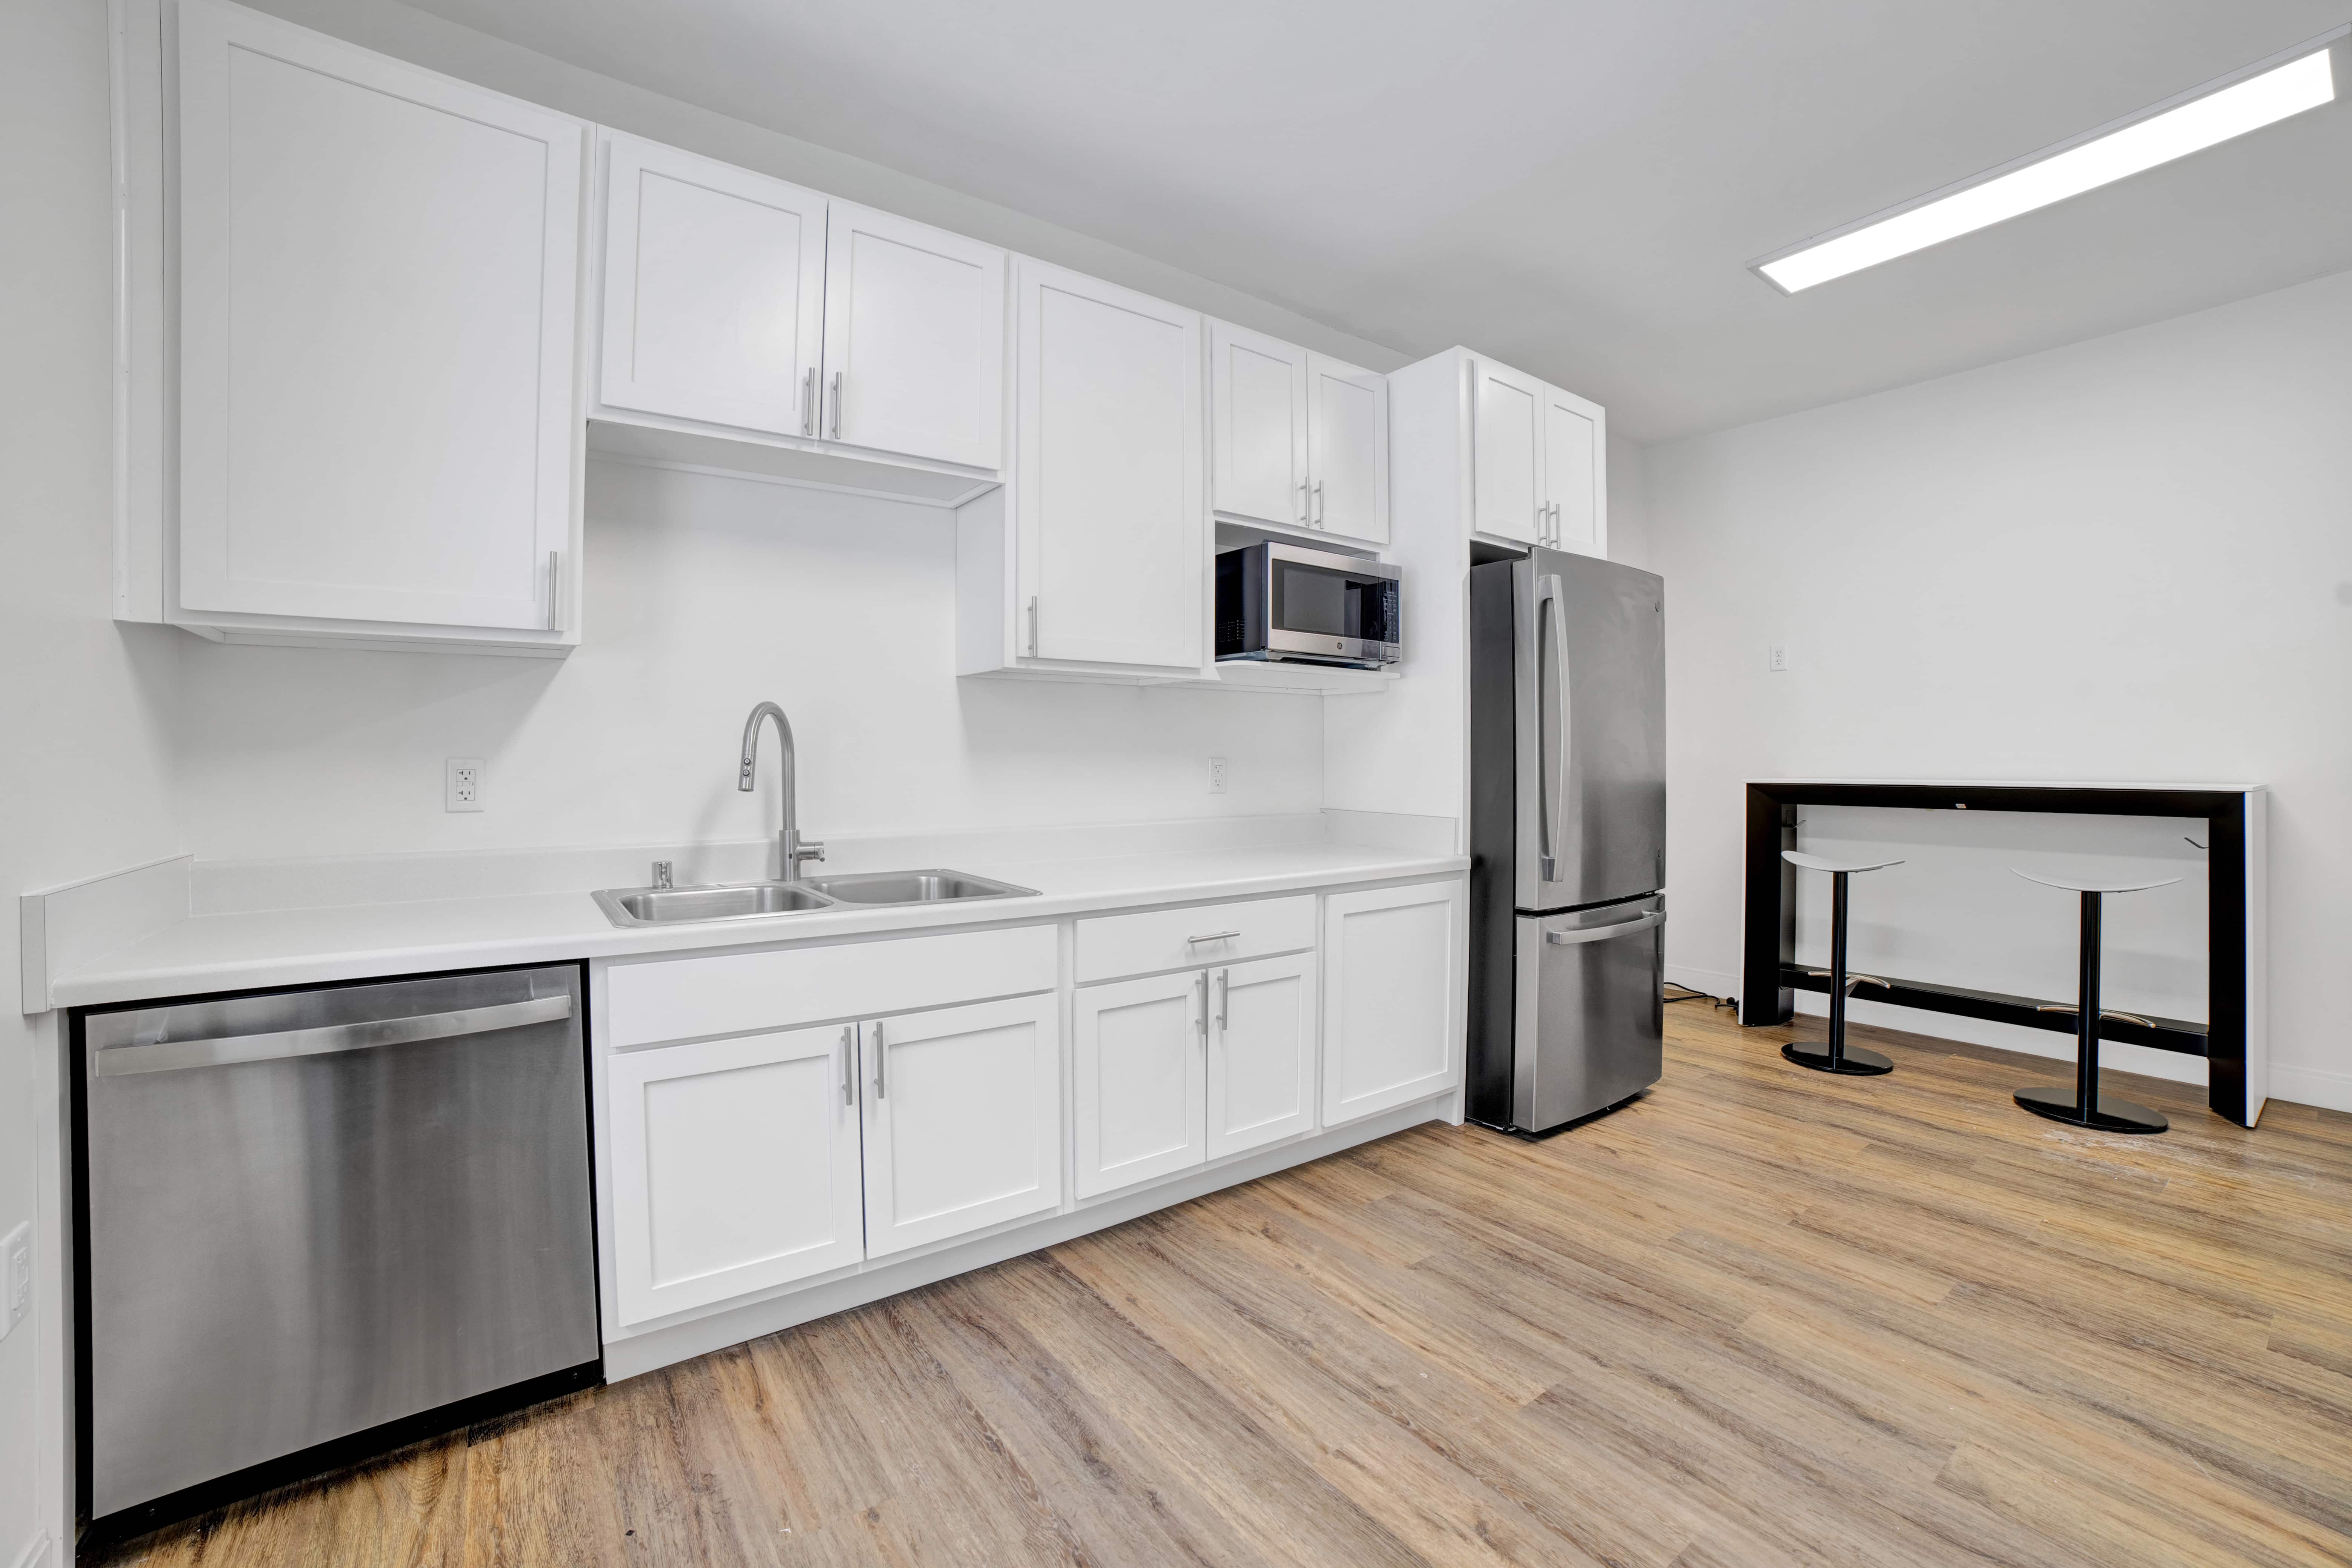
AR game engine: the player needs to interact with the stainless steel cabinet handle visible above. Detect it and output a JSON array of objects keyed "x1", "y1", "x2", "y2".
[
  {"x1": 840, "y1": 1025, "x2": 854, "y2": 1105},
  {"x1": 1544, "y1": 910, "x2": 1666, "y2": 945},
  {"x1": 547, "y1": 551, "x2": 561, "y2": 631},
  {"x1": 94, "y1": 994, "x2": 574, "y2": 1077},
  {"x1": 1185, "y1": 930, "x2": 1240, "y2": 945},
  {"x1": 829, "y1": 371, "x2": 843, "y2": 440},
  {"x1": 1536, "y1": 572, "x2": 1567, "y2": 881},
  {"x1": 1215, "y1": 968, "x2": 1229, "y2": 1031},
  {"x1": 801, "y1": 366, "x2": 816, "y2": 436},
  {"x1": 1027, "y1": 595, "x2": 1040, "y2": 656},
  {"x1": 1313, "y1": 480, "x2": 1324, "y2": 526},
  {"x1": 1298, "y1": 479, "x2": 1308, "y2": 525},
  {"x1": 1195, "y1": 971, "x2": 1209, "y2": 1043},
  {"x1": 871, "y1": 1019, "x2": 886, "y2": 1100}
]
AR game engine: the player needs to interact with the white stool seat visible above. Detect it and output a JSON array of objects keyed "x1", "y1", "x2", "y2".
[
  {"x1": 1783, "y1": 851, "x2": 1904, "y2": 875},
  {"x1": 2011, "y1": 869, "x2": 2181, "y2": 895}
]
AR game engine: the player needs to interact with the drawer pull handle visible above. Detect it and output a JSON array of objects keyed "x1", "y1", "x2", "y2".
[{"x1": 1186, "y1": 930, "x2": 1241, "y2": 945}]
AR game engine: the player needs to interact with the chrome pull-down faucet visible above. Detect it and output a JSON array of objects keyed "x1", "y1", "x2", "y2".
[{"x1": 739, "y1": 701, "x2": 825, "y2": 880}]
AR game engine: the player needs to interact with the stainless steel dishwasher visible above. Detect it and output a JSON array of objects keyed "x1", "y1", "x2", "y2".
[{"x1": 76, "y1": 964, "x2": 600, "y2": 1542}]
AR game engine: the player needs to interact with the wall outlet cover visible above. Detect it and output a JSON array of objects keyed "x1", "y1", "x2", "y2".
[
  {"x1": 445, "y1": 757, "x2": 485, "y2": 812},
  {"x1": 1767, "y1": 643, "x2": 1791, "y2": 673},
  {"x1": 1207, "y1": 756, "x2": 1229, "y2": 794},
  {"x1": 0, "y1": 1222, "x2": 28, "y2": 1343}
]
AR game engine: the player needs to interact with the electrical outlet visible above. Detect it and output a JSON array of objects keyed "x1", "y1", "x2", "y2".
[
  {"x1": 1767, "y1": 643, "x2": 1791, "y2": 673},
  {"x1": 0, "y1": 1223, "x2": 28, "y2": 1343},
  {"x1": 1207, "y1": 756, "x2": 1228, "y2": 794},
  {"x1": 445, "y1": 757, "x2": 484, "y2": 812}
]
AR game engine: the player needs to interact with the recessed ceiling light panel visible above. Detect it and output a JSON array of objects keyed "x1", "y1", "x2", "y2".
[{"x1": 1754, "y1": 30, "x2": 2346, "y2": 294}]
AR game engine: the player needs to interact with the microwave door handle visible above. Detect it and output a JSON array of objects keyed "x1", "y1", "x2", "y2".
[{"x1": 1537, "y1": 573, "x2": 1567, "y2": 882}]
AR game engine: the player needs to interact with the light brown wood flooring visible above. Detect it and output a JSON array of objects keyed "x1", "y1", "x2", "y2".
[{"x1": 99, "y1": 1003, "x2": 2352, "y2": 1567}]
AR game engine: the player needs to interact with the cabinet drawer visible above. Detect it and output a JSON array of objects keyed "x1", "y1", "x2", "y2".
[
  {"x1": 1076, "y1": 896, "x2": 1315, "y2": 984},
  {"x1": 606, "y1": 924, "x2": 1056, "y2": 1048}
]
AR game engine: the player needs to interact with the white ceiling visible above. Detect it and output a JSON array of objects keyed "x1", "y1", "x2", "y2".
[{"x1": 408, "y1": 0, "x2": 2352, "y2": 442}]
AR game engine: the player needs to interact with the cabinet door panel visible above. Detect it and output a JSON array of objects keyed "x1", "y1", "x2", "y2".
[
  {"x1": 1306, "y1": 355, "x2": 1389, "y2": 547},
  {"x1": 1323, "y1": 881, "x2": 1464, "y2": 1126},
  {"x1": 1470, "y1": 359, "x2": 1543, "y2": 545},
  {"x1": 1210, "y1": 323, "x2": 1308, "y2": 527},
  {"x1": 1542, "y1": 385, "x2": 1606, "y2": 557},
  {"x1": 598, "y1": 133, "x2": 825, "y2": 437},
  {"x1": 822, "y1": 202, "x2": 1006, "y2": 468},
  {"x1": 607, "y1": 1025, "x2": 863, "y2": 1325},
  {"x1": 1208, "y1": 953, "x2": 1316, "y2": 1160},
  {"x1": 1015, "y1": 259, "x2": 1204, "y2": 669},
  {"x1": 1075, "y1": 971, "x2": 1207, "y2": 1197},
  {"x1": 863, "y1": 994, "x2": 1061, "y2": 1257},
  {"x1": 176, "y1": 0, "x2": 579, "y2": 629}
]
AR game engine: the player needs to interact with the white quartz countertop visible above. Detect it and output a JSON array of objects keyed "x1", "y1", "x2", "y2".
[{"x1": 50, "y1": 841, "x2": 1466, "y2": 1009}]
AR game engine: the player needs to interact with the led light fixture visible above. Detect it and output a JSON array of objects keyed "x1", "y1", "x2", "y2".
[{"x1": 1754, "y1": 32, "x2": 2344, "y2": 293}]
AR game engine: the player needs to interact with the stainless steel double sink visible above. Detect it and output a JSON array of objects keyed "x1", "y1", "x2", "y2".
[{"x1": 592, "y1": 868, "x2": 1038, "y2": 928}]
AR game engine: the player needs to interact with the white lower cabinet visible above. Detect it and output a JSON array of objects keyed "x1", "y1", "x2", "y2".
[
  {"x1": 1075, "y1": 949, "x2": 1318, "y2": 1197},
  {"x1": 1207, "y1": 952, "x2": 1317, "y2": 1160},
  {"x1": 860, "y1": 994, "x2": 1062, "y2": 1258},
  {"x1": 1323, "y1": 881, "x2": 1464, "y2": 1126},
  {"x1": 608, "y1": 1023, "x2": 865, "y2": 1326}
]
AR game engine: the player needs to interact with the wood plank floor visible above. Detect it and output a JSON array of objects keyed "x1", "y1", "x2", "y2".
[{"x1": 100, "y1": 1004, "x2": 2352, "y2": 1567}]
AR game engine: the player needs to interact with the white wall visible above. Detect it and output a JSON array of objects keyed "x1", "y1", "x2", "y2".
[
  {"x1": 0, "y1": 0, "x2": 186, "y2": 1557},
  {"x1": 1642, "y1": 266, "x2": 2352, "y2": 1111},
  {"x1": 166, "y1": 461, "x2": 1325, "y2": 860}
]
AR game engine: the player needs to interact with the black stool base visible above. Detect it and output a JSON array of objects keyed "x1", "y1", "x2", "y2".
[
  {"x1": 2013, "y1": 1084, "x2": 2167, "y2": 1134},
  {"x1": 1782, "y1": 1039, "x2": 1893, "y2": 1076}
]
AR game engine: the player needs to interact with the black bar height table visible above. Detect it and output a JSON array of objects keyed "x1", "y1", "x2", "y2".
[{"x1": 1740, "y1": 780, "x2": 2268, "y2": 1127}]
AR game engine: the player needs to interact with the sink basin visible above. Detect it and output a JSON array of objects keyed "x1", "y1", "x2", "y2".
[
  {"x1": 797, "y1": 869, "x2": 1038, "y2": 906},
  {"x1": 593, "y1": 880, "x2": 837, "y2": 927}
]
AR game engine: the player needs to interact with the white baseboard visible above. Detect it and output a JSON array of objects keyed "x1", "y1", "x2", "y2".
[
  {"x1": 1665, "y1": 963, "x2": 1738, "y2": 999},
  {"x1": 2269, "y1": 1063, "x2": 2352, "y2": 1114}
]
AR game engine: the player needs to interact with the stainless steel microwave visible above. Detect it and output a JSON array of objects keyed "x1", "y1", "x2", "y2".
[{"x1": 1215, "y1": 542, "x2": 1402, "y2": 668}]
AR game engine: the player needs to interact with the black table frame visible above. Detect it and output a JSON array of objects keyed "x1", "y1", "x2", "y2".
[{"x1": 1741, "y1": 782, "x2": 2261, "y2": 1126}]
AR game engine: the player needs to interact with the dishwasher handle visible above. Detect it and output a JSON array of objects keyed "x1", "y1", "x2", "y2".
[{"x1": 93, "y1": 994, "x2": 575, "y2": 1077}]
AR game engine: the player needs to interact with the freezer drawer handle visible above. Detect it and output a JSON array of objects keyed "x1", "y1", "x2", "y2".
[
  {"x1": 1544, "y1": 911, "x2": 1666, "y2": 946},
  {"x1": 93, "y1": 994, "x2": 575, "y2": 1077}
]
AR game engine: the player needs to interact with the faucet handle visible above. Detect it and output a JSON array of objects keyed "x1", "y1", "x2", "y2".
[
  {"x1": 651, "y1": 860, "x2": 674, "y2": 890},
  {"x1": 793, "y1": 840, "x2": 826, "y2": 870}
]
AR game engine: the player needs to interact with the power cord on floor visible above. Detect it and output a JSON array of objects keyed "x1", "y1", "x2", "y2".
[{"x1": 1664, "y1": 984, "x2": 1736, "y2": 1013}]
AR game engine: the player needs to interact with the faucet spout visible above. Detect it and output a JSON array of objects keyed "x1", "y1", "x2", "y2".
[{"x1": 739, "y1": 701, "x2": 823, "y2": 880}]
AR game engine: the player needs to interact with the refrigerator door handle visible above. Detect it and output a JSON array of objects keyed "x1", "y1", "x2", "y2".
[
  {"x1": 1544, "y1": 909, "x2": 1666, "y2": 945},
  {"x1": 1536, "y1": 572, "x2": 1568, "y2": 882}
]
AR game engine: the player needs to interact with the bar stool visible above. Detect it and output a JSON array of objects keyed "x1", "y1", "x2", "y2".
[
  {"x1": 2010, "y1": 869, "x2": 2179, "y2": 1134},
  {"x1": 1780, "y1": 851, "x2": 1904, "y2": 1076}
]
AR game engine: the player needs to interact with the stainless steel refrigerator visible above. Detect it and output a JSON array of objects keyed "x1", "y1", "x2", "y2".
[{"x1": 1468, "y1": 549, "x2": 1666, "y2": 1134}]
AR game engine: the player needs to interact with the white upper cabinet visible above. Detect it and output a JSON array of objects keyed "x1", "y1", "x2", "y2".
[
  {"x1": 606, "y1": 1023, "x2": 865, "y2": 1326},
  {"x1": 1209, "y1": 323, "x2": 1309, "y2": 530},
  {"x1": 170, "y1": 0, "x2": 583, "y2": 649},
  {"x1": 1471, "y1": 357, "x2": 1545, "y2": 546},
  {"x1": 860, "y1": 994, "x2": 1062, "y2": 1259},
  {"x1": 597, "y1": 134, "x2": 825, "y2": 439},
  {"x1": 1539, "y1": 382, "x2": 1606, "y2": 557},
  {"x1": 821, "y1": 203, "x2": 1009, "y2": 470},
  {"x1": 1008, "y1": 257, "x2": 1205, "y2": 672},
  {"x1": 1306, "y1": 354, "x2": 1390, "y2": 548},
  {"x1": 1208, "y1": 324, "x2": 1391, "y2": 551}
]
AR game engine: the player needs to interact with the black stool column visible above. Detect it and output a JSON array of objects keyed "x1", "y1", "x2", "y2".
[
  {"x1": 2012, "y1": 869, "x2": 2174, "y2": 1134},
  {"x1": 1779, "y1": 851, "x2": 1898, "y2": 1076}
]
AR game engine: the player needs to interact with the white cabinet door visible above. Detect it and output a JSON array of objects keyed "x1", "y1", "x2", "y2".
[
  {"x1": 1323, "y1": 881, "x2": 1464, "y2": 1127},
  {"x1": 821, "y1": 202, "x2": 1006, "y2": 469},
  {"x1": 1074, "y1": 971, "x2": 1207, "y2": 1197},
  {"x1": 862, "y1": 994, "x2": 1061, "y2": 1258},
  {"x1": 1469, "y1": 357, "x2": 1543, "y2": 546},
  {"x1": 598, "y1": 132, "x2": 826, "y2": 439},
  {"x1": 1209, "y1": 322, "x2": 1309, "y2": 528},
  {"x1": 1541, "y1": 383, "x2": 1606, "y2": 557},
  {"x1": 1014, "y1": 258, "x2": 1204, "y2": 670},
  {"x1": 175, "y1": 0, "x2": 580, "y2": 631},
  {"x1": 1307, "y1": 354, "x2": 1389, "y2": 547},
  {"x1": 606, "y1": 1025, "x2": 865, "y2": 1325},
  {"x1": 1207, "y1": 952, "x2": 1317, "y2": 1160}
]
